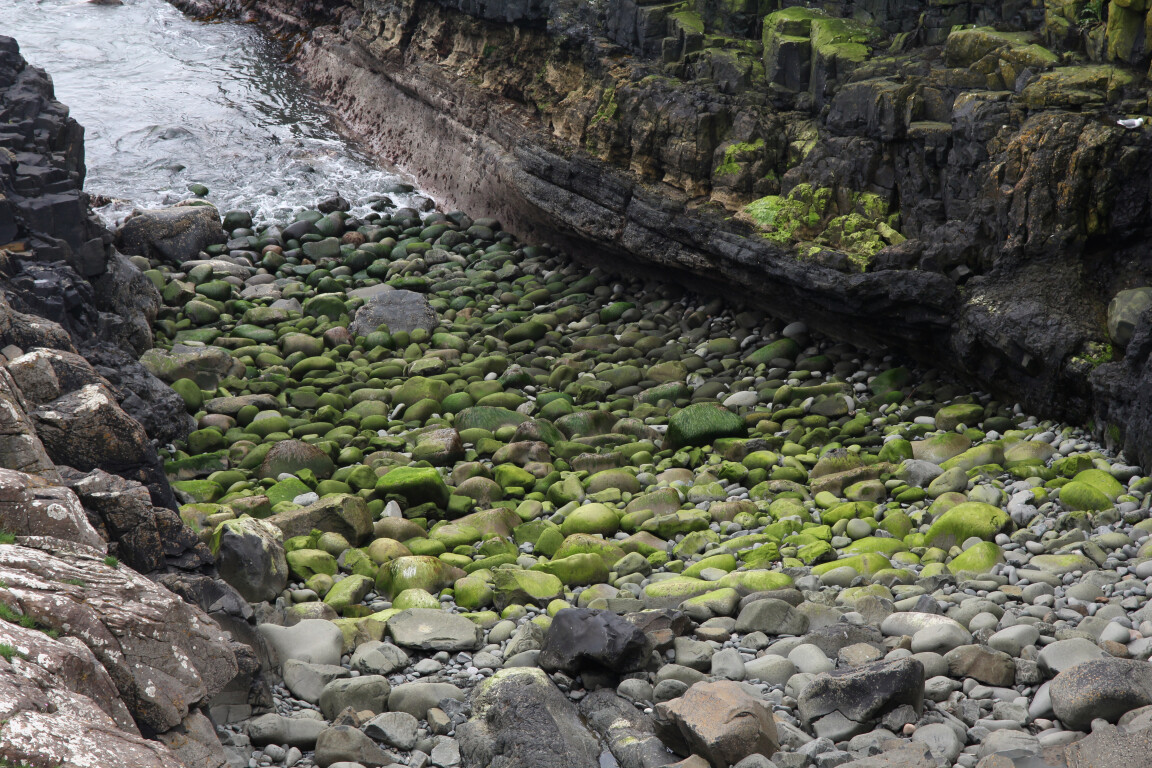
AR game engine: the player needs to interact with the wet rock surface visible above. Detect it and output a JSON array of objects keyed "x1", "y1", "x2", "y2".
[
  {"x1": 172, "y1": 0, "x2": 1152, "y2": 475},
  {"x1": 117, "y1": 186, "x2": 1152, "y2": 768},
  {"x1": 8, "y1": 4, "x2": 1152, "y2": 767}
]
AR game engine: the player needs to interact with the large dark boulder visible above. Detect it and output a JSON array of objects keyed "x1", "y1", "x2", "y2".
[
  {"x1": 457, "y1": 667, "x2": 600, "y2": 768},
  {"x1": 538, "y1": 607, "x2": 653, "y2": 676},
  {"x1": 115, "y1": 204, "x2": 225, "y2": 266},
  {"x1": 348, "y1": 287, "x2": 437, "y2": 336},
  {"x1": 797, "y1": 657, "x2": 925, "y2": 740}
]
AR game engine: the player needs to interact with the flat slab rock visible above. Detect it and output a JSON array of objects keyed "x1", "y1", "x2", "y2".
[{"x1": 386, "y1": 608, "x2": 483, "y2": 651}]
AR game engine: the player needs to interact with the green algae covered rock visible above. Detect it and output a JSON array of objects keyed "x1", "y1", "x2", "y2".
[
  {"x1": 532, "y1": 553, "x2": 609, "y2": 587},
  {"x1": 642, "y1": 577, "x2": 717, "y2": 609},
  {"x1": 376, "y1": 467, "x2": 450, "y2": 508},
  {"x1": 324, "y1": 574, "x2": 374, "y2": 612},
  {"x1": 924, "y1": 501, "x2": 1011, "y2": 550},
  {"x1": 1058, "y1": 481, "x2": 1113, "y2": 512},
  {"x1": 492, "y1": 569, "x2": 563, "y2": 609},
  {"x1": 716, "y1": 569, "x2": 793, "y2": 594},
  {"x1": 666, "y1": 403, "x2": 746, "y2": 448},
  {"x1": 375, "y1": 556, "x2": 466, "y2": 599},
  {"x1": 559, "y1": 503, "x2": 620, "y2": 537},
  {"x1": 286, "y1": 548, "x2": 338, "y2": 580},
  {"x1": 812, "y1": 552, "x2": 890, "y2": 577},
  {"x1": 947, "y1": 541, "x2": 1004, "y2": 576}
]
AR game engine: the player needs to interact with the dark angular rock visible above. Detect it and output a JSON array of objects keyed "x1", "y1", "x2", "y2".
[
  {"x1": 622, "y1": 609, "x2": 692, "y2": 651},
  {"x1": 579, "y1": 689, "x2": 678, "y2": 768},
  {"x1": 539, "y1": 607, "x2": 653, "y2": 676},
  {"x1": 798, "y1": 658, "x2": 925, "y2": 739},
  {"x1": 457, "y1": 667, "x2": 600, "y2": 768},
  {"x1": 114, "y1": 205, "x2": 225, "y2": 266}
]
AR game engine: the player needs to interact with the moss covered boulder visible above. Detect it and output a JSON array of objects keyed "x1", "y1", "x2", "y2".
[
  {"x1": 924, "y1": 502, "x2": 1011, "y2": 550},
  {"x1": 375, "y1": 556, "x2": 466, "y2": 599},
  {"x1": 666, "y1": 403, "x2": 746, "y2": 448},
  {"x1": 492, "y1": 569, "x2": 564, "y2": 610},
  {"x1": 559, "y1": 503, "x2": 620, "y2": 537},
  {"x1": 376, "y1": 466, "x2": 450, "y2": 508}
]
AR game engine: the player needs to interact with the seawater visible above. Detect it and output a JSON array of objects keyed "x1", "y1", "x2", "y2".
[{"x1": 0, "y1": 0, "x2": 423, "y2": 225}]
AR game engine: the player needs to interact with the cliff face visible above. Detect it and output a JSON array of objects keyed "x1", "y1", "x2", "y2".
[
  {"x1": 174, "y1": 0, "x2": 1152, "y2": 466},
  {"x1": 0, "y1": 37, "x2": 263, "y2": 767}
]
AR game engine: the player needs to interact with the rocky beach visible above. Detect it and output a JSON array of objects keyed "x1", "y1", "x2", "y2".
[{"x1": 2, "y1": 1, "x2": 1152, "y2": 768}]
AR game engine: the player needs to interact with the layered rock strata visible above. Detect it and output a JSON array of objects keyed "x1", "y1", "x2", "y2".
[{"x1": 171, "y1": 0, "x2": 1152, "y2": 469}]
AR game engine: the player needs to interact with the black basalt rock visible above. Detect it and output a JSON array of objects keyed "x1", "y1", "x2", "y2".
[{"x1": 538, "y1": 607, "x2": 653, "y2": 676}]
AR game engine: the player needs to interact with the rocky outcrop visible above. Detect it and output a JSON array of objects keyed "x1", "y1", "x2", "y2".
[
  {"x1": 0, "y1": 535, "x2": 236, "y2": 768},
  {"x1": 169, "y1": 0, "x2": 1152, "y2": 468},
  {"x1": 0, "y1": 36, "x2": 257, "y2": 766},
  {"x1": 0, "y1": 34, "x2": 191, "y2": 451}
]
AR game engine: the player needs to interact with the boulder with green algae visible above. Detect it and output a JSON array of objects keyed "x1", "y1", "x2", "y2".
[
  {"x1": 375, "y1": 556, "x2": 466, "y2": 599},
  {"x1": 454, "y1": 406, "x2": 528, "y2": 433},
  {"x1": 1004, "y1": 440, "x2": 1056, "y2": 467},
  {"x1": 640, "y1": 510, "x2": 712, "y2": 539},
  {"x1": 286, "y1": 548, "x2": 338, "y2": 580},
  {"x1": 492, "y1": 569, "x2": 563, "y2": 609},
  {"x1": 1030, "y1": 552, "x2": 1098, "y2": 575},
  {"x1": 560, "y1": 503, "x2": 620, "y2": 537},
  {"x1": 812, "y1": 552, "x2": 890, "y2": 576},
  {"x1": 948, "y1": 542, "x2": 1005, "y2": 575},
  {"x1": 429, "y1": 522, "x2": 483, "y2": 549},
  {"x1": 844, "y1": 537, "x2": 908, "y2": 556},
  {"x1": 797, "y1": 540, "x2": 834, "y2": 564},
  {"x1": 267, "y1": 493, "x2": 373, "y2": 545},
  {"x1": 720, "y1": 566, "x2": 789, "y2": 593},
  {"x1": 1058, "y1": 481, "x2": 1113, "y2": 512},
  {"x1": 934, "y1": 403, "x2": 985, "y2": 431},
  {"x1": 392, "y1": 588, "x2": 441, "y2": 610},
  {"x1": 912, "y1": 433, "x2": 972, "y2": 464},
  {"x1": 393, "y1": 376, "x2": 450, "y2": 407},
  {"x1": 454, "y1": 575, "x2": 495, "y2": 609},
  {"x1": 924, "y1": 502, "x2": 1012, "y2": 550},
  {"x1": 376, "y1": 467, "x2": 449, "y2": 508},
  {"x1": 552, "y1": 534, "x2": 626, "y2": 567},
  {"x1": 939, "y1": 443, "x2": 1005, "y2": 472},
  {"x1": 324, "y1": 574, "x2": 374, "y2": 611},
  {"x1": 172, "y1": 479, "x2": 222, "y2": 503},
  {"x1": 666, "y1": 403, "x2": 747, "y2": 448},
  {"x1": 680, "y1": 587, "x2": 742, "y2": 618},
  {"x1": 265, "y1": 476, "x2": 313, "y2": 508},
  {"x1": 257, "y1": 439, "x2": 335, "y2": 480},
  {"x1": 743, "y1": 338, "x2": 800, "y2": 366},
  {"x1": 532, "y1": 553, "x2": 609, "y2": 587},
  {"x1": 1072, "y1": 468, "x2": 1125, "y2": 499},
  {"x1": 642, "y1": 577, "x2": 718, "y2": 609}
]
